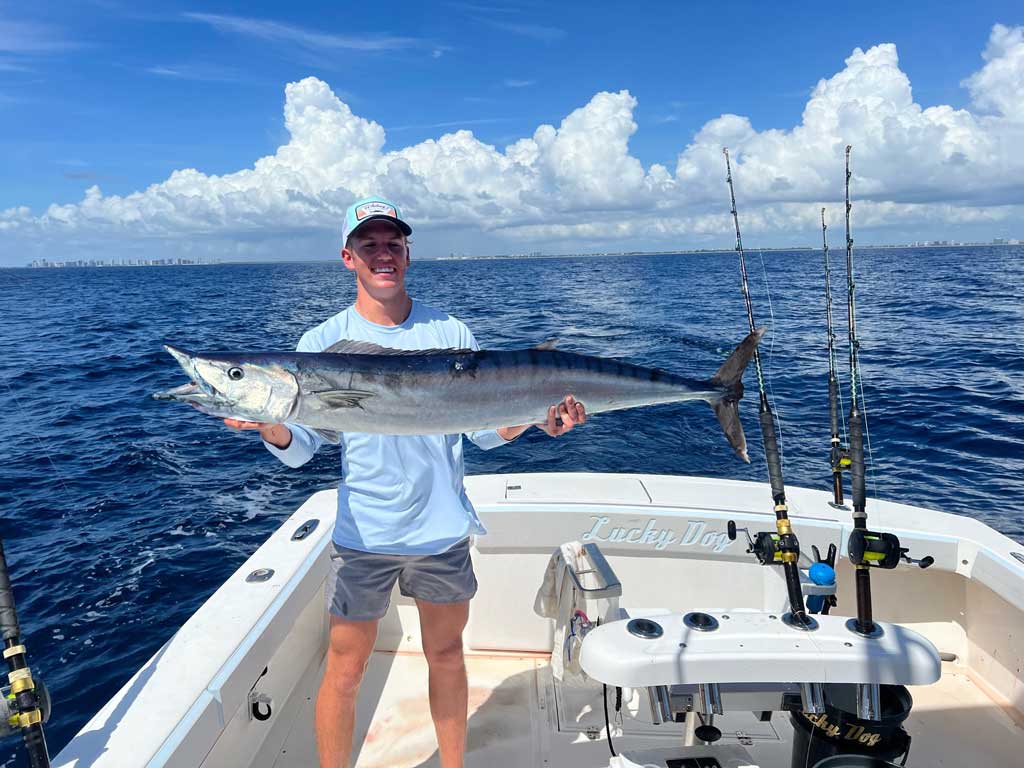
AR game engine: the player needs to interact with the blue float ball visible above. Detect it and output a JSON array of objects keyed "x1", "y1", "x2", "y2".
[{"x1": 809, "y1": 562, "x2": 836, "y2": 586}]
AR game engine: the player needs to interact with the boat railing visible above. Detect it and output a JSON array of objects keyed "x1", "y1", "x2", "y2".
[{"x1": 565, "y1": 542, "x2": 623, "y2": 600}]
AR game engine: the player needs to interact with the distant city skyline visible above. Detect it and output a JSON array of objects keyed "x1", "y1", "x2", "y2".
[
  {"x1": 2, "y1": 2, "x2": 1023, "y2": 266},
  {"x1": 18, "y1": 238, "x2": 1020, "y2": 269}
]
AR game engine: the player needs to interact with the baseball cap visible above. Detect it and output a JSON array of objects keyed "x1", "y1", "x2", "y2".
[{"x1": 342, "y1": 196, "x2": 413, "y2": 242}]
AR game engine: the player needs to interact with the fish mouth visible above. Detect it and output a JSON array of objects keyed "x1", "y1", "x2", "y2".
[
  {"x1": 151, "y1": 380, "x2": 204, "y2": 401},
  {"x1": 152, "y1": 344, "x2": 234, "y2": 411}
]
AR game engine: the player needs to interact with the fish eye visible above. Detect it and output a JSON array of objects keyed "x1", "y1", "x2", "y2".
[{"x1": 228, "y1": 367, "x2": 245, "y2": 381}]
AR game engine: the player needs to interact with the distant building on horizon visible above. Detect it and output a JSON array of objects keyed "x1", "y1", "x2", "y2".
[{"x1": 27, "y1": 257, "x2": 219, "y2": 268}]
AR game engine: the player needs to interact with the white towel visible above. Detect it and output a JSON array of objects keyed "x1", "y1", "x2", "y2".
[{"x1": 534, "y1": 542, "x2": 590, "y2": 683}]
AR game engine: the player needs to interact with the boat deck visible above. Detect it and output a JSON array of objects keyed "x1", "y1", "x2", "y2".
[
  {"x1": 51, "y1": 476, "x2": 1024, "y2": 768},
  {"x1": 270, "y1": 650, "x2": 1024, "y2": 768}
]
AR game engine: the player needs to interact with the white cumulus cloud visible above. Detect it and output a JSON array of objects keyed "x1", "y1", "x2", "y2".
[
  {"x1": 4, "y1": 23, "x2": 1024, "y2": 264},
  {"x1": 964, "y1": 23, "x2": 1024, "y2": 120}
]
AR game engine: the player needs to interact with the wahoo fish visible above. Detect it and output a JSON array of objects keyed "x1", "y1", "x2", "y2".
[{"x1": 153, "y1": 329, "x2": 764, "y2": 462}]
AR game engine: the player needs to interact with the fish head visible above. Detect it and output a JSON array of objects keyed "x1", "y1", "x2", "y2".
[{"x1": 154, "y1": 345, "x2": 300, "y2": 423}]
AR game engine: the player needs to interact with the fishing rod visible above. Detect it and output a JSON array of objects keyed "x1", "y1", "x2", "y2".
[
  {"x1": 843, "y1": 145, "x2": 877, "y2": 637},
  {"x1": 822, "y1": 208, "x2": 849, "y2": 508},
  {"x1": 841, "y1": 147, "x2": 934, "y2": 635},
  {"x1": 722, "y1": 147, "x2": 812, "y2": 630},
  {"x1": 840, "y1": 145, "x2": 938, "y2": 733},
  {"x1": 0, "y1": 539, "x2": 51, "y2": 767}
]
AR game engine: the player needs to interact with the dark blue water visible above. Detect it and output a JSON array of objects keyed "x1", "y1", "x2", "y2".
[{"x1": 1, "y1": 247, "x2": 1023, "y2": 764}]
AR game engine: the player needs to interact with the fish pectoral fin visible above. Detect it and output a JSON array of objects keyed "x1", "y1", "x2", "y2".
[
  {"x1": 312, "y1": 428, "x2": 342, "y2": 444},
  {"x1": 314, "y1": 389, "x2": 375, "y2": 408}
]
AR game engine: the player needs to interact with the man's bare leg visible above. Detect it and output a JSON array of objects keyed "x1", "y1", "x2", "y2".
[
  {"x1": 417, "y1": 599, "x2": 470, "y2": 768},
  {"x1": 316, "y1": 614, "x2": 379, "y2": 768}
]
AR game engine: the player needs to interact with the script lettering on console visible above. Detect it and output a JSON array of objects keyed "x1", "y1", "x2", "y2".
[{"x1": 581, "y1": 516, "x2": 732, "y2": 553}]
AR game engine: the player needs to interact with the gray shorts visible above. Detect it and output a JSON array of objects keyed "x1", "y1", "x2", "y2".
[{"x1": 326, "y1": 538, "x2": 477, "y2": 621}]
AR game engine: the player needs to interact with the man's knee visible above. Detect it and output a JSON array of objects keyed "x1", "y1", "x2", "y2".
[
  {"x1": 424, "y1": 636, "x2": 465, "y2": 672},
  {"x1": 322, "y1": 617, "x2": 378, "y2": 697},
  {"x1": 323, "y1": 650, "x2": 371, "y2": 697}
]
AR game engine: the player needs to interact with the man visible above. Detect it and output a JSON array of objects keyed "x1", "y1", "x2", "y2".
[{"x1": 224, "y1": 196, "x2": 585, "y2": 768}]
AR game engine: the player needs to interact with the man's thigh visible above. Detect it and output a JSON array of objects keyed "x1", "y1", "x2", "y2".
[{"x1": 416, "y1": 599, "x2": 470, "y2": 658}]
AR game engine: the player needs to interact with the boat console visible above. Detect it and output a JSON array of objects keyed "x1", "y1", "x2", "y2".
[
  {"x1": 551, "y1": 542, "x2": 941, "y2": 768},
  {"x1": 580, "y1": 610, "x2": 941, "y2": 688}
]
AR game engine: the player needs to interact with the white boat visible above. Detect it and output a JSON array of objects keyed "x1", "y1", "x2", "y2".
[{"x1": 49, "y1": 471, "x2": 1024, "y2": 767}]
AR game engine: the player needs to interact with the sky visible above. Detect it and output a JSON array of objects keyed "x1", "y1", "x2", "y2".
[{"x1": 1, "y1": 0, "x2": 1023, "y2": 265}]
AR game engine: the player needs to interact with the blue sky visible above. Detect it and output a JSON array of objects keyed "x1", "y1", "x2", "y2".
[{"x1": 2, "y1": 1, "x2": 1023, "y2": 263}]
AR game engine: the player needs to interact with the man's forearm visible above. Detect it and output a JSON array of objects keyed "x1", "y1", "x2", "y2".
[{"x1": 496, "y1": 424, "x2": 531, "y2": 442}]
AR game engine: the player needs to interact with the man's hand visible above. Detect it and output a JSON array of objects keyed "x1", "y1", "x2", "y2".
[
  {"x1": 535, "y1": 394, "x2": 587, "y2": 437},
  {"x1": 224, "y1": 419, "x2": 292, "y2": 449},
  {"x1": 495, "y1": 395, "x2": 587, "y2": 442}
]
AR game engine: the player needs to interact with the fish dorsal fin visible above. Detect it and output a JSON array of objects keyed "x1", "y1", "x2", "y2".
[
  {"x1": 323, "y1": 340, "x2": 472, "y2": 356},
  {"x1": 533, "y1": 338, "x2": 559, "y2": 351}
]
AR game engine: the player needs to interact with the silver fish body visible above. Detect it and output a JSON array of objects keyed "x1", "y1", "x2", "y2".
[
  {"x1": 154, "y1": 329, "x2": 764, "y2": 461},
  {"x1": 293, "y1": 349, "x2": 719, "y2": 432}
]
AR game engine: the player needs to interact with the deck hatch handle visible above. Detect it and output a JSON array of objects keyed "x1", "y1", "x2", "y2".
[{"x1": 291, "y1": 518, "x2": 320, "y2": 541}]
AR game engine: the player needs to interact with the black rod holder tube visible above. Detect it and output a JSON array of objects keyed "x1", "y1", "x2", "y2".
[
  {"x1": 832, "y1": 472, "x2": 844, "y2": 507},
  {"x1": 783, "y1": 561, "x2": 809, "y2": 620},
  {"x1": 0, "y1": 540, "x2": 51, "y2": 768},
  {"x1": 855, "y1": 567, "x2": 874, "y2": 634}
]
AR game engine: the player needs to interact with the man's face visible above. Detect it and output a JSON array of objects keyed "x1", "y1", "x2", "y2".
[{"x1": 341, "y1": 220, "x2": 410, "y2": 300}]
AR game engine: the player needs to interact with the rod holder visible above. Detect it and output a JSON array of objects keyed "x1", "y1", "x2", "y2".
[
  {"x1": 647, "y1": 685, "x2": 672, "y2": 725},
  {"x1": 800, "y1": 682, "x2": 826, "y2": 714},
  {"x1": 856, "y1": 683, "x2": 881, "y2": 720},
  {"x1": 698, "y1": 683, "x2": 723, "y2": 716}
]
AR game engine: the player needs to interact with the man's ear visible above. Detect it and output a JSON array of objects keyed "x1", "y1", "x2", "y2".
[{"x1": 341, "y1": 246, "x2": 356, "y2": 271}]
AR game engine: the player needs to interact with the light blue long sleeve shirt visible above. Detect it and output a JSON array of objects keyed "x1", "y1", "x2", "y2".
[{"x1": 263, "y1": 300, "x2": 509, "y2": 555}]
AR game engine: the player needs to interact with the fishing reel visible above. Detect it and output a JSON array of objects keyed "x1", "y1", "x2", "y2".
[
  {"x1": 829, "y1": 444, "x2": 851, "y2": 473},
  {"x1": 1, "y1": 678, "x2": 51, "y2": 739},
  {"x1": 848, "y1": 530, "x2": 934, "y2": 570},
  {"x1": 727, "y1": 520, "x2": 799, "y2": 566}
]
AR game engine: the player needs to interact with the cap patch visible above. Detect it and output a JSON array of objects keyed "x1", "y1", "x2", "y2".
[{"x1": 355, "y1": 202, "x2": 398, "y2": 221}]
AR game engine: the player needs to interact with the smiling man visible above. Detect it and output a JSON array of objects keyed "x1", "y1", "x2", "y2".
[{"x1": 225, "y1": 195, "x2": 585, "y2": 768}]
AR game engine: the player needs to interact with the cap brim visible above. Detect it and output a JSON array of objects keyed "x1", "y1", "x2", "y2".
[{"x1": 350, "y1": 215, "x2": 412, "y2": 238}]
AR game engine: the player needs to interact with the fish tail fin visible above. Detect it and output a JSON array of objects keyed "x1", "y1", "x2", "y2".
[{"x1": 708, "y1": 327, "x2": 766, "y2": 463}]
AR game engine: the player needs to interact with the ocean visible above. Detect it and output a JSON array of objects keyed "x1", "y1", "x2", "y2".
[{"x1": 1, "y1": 246, "x2": 1023, "y2": 764}]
